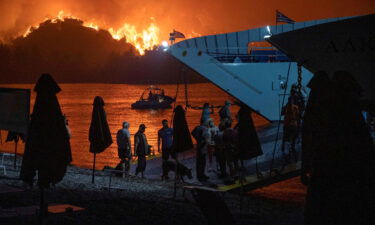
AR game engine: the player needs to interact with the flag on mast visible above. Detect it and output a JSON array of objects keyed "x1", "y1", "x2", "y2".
[
  {"x1": 173, "y1": 30, "x2": 185, "y2": 38},
  {"x1": 276, "y1": 10, "x2": 295, "y2": 24},
  {"x1": 169, "y1": 30, "x2": 185, "y2": 44}
]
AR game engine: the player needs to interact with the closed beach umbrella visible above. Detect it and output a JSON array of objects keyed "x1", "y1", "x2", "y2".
[
  {"x1": 172, "y1": 105, "x2": 193, "y2": 153},
  {"x1": 19, "y1": 74, "x2": 72, "y2": 223},
  {"x1": 237, "y1": 105, "x2": 263, "y2": 160},
  {"x1": 301, "y1": 71, "x2": 333, "y2": 184},
  {"x1": 20, "y1": 73, "x2": 72, "y2": 187},
  {"x1": 304, "y1": 71, "x2": 375, "y2": 225},
  {"x1": 89, "y1": 96, "x2": 112, "y2": 183},
  {"x1": 171, "y1": 105, "x2": 193, "y2": 198}
]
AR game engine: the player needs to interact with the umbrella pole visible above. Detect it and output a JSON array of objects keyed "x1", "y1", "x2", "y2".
[
  {"x1": 92, "y1": 153, "x2": 96, "y2": 184},
  {"x1": 39, "y1": 187, "x2": 45, "y2": 225},
  {"x1": 173, "y1": 152, "x2": 178, "y2": 199},
  {"x1": 14, "y1": 140, "x2": 18, "y2": 169}
]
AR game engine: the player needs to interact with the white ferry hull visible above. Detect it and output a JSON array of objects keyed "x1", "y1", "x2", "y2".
[{"x1": 169, "y1": 16, "x2": 356, "y2": 120}]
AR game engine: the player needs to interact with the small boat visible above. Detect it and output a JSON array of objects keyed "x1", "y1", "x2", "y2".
[{"x1": 131, "y1": 86, "x2": 175, "y2": 109}]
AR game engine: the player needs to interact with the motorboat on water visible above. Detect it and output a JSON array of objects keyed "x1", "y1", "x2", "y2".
[
  {"x1": 131, "y1": 86, "x2": 175, "y2": 109},
  {"x1": 167, "y1": 15, "x2": 363, "y2": 121}
]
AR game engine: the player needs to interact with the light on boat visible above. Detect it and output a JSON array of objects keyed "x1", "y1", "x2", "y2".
[{"x1": 162, "y1": 41, "x2": 169, "y2": 47}]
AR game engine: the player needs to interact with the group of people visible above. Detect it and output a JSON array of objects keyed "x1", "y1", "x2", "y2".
[
  {"x1": 116, "y1": 122, "x2": 151, "y2": 178},
  {"x1": 191, "y1": 100, "x2": 248, "y2": 182},
  {"x1": 116, "y1": 119, "x2": 175, "y2": 179},
  {"x1": 115, "y1": 85, "x2": 310, "y2": 182},
  {"x1": 115, "y1": 100, "x2": 235, "y2": 181}
]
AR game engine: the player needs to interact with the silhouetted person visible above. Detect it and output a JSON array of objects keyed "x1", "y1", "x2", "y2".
[
  {"x1": 116, "y1": 122, "x2": 132, "y2": 176},
  {"x1": 192, "y1": 118, "x2": 210, "y2": 181},
  {"x1": 303, "y1": 71, "x2": 375, "y2": 225},
  {"x1": 281, "y1": 100, "x2": 300, "y2": 162},
  {"x1": 223, "y1": 119, "x2": 238, "y2": 177},
  {"x1": 134, "y1": 124, "x2": 149, "y2": 178},
  {"x1": 219, "y1": 100, "x2": 232, "y2": 122},
  {"x1": 158, "y1": 119, "x2": 174, "y2": 179},
  {"x1": 207, "y1": 118, "x2": 219, "y2": 172},
  {"x1": 201, "y1": 103, "x2": 213, "y2": 124},
  {"x1": 214, "y1": 121, "x2": 227, "y2": 178}
]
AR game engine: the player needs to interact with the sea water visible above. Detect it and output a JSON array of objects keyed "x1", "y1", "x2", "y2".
[{"x1": 0, "y1": 83, "x2": 268, "y2": 169}]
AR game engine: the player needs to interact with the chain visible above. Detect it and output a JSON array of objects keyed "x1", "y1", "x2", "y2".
[
  {"x1": 297, "y1": 63, "x2": 302, "y2": 95},
  {"x1": 182, "y1": 66, "x2": 189, "y2": 110}
]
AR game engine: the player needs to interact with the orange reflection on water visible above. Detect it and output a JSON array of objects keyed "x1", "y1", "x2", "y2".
[{"x1": 0, "y1": 83, "x2": 268, "y2": 170}]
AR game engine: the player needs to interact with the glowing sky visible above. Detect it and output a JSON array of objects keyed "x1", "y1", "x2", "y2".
[{"x1": 0, "y1": 0, "x2": 374, "y2": 42}]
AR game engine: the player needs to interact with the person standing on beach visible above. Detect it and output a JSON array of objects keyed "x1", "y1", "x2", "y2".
[
  {"x1": 158, "y1": 119, "x2": 174, "y2": 179},
  {"x1": 189, "y1": 103, "x2": 213, "y2": 124},
  {"x1": 281, "y1": 100, "x2": 300, "y2": 162},
  {"x1": 201, "y1": 103, "x2": 213, "y2": 124},
  {"x1": 134, "y1": 124, "x2": 149, "y2": 178},
  {"x1": 219, "y1": 100, "x2": 232, "y2": 122},
  {"x1": 207, "y1": 118, "x2": 219, "y2": 172},
  {"x1": 192, "y1": 118, "x2": 210, "y2": 182},
  {"x1": 116, "y1": 122, "x2": 131, "y2": 176}
]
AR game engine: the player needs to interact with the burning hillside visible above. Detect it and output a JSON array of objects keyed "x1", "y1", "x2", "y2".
[
  {"x1": 22, "y1": 10, "x2": 160, "y2": 55},
  {"x1": 0, "y1": 17, "x2": 204, "y2": 84}
]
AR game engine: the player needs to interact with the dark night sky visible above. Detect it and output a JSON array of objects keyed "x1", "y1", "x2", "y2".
[{"x1": 1, "y1": 0, "x2": 374, "y2": 42}]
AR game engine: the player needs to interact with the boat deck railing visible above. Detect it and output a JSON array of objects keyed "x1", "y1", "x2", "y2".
[{"x1": 208, "y1": 51, "x2": 291, "y2": 63}]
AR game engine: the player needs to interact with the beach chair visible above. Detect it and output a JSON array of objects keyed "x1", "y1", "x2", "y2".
[{"x1": 0, "y1": 152, "x2": 13, "y2": 175}]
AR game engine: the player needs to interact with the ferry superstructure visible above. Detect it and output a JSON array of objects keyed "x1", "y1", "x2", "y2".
[
  {"x1": 168, "y1": 16, "x2": 355, "y2": 121},
  {"x1": 269, "y1": 14, "x2": 375, "y2": 102}
]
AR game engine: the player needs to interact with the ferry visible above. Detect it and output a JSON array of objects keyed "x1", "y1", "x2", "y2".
[
  {"x1": 167, "y1": 15, "x2": 364, "y2": 121},
  {"x1": 268, "y1": 13, "x2": 375, "y2": 103}
]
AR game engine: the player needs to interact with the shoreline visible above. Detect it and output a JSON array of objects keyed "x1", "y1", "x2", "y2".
[{"x1": 0, "y1": 154, "x2": 306, "y2": 225}]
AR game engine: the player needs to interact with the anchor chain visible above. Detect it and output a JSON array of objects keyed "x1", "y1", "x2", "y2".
[{"x1": 297, "y1": 63, "x2": 303, "y2": 95}]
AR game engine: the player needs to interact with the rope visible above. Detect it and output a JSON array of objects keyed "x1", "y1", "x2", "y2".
[
  {"x1": 170, "y1": 72, "x2": 181, "y2": 126},
  {"x1": 268, "y1": 61, "x2": 292, "y2": 176},
  {"x1": 184, "y1": 70, "x2": 189, "y2": 110}
]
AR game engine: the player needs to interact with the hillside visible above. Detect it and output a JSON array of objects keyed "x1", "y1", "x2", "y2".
[{"x1": 0, "y1": 19, "x2": 205, "y2": 84}]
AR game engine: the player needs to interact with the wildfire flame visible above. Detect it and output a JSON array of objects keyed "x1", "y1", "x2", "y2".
[
  {"x1": 22, "y1": 10, "x2": 159, "y2": 55},
  {"x1": 108, "y1": 23, "x2": 159, "y2": 55}
]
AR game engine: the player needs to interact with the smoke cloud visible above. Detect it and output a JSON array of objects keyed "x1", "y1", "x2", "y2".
[{"x1": 1, "y1": 0, "x2": 374, "y2": 42}]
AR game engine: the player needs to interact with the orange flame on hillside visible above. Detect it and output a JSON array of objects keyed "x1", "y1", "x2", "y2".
[{"x1": 22, "y1": 10, "x2": 160, "y2": 55}]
